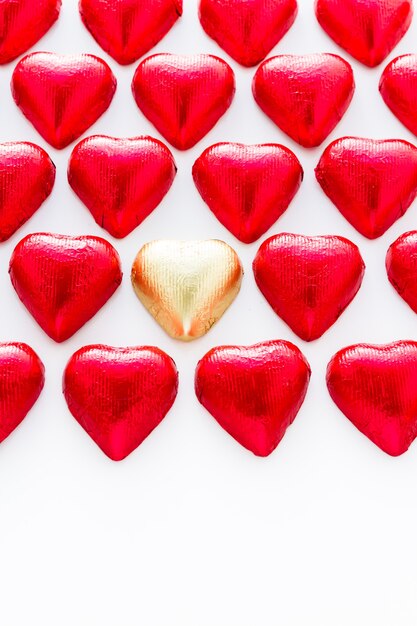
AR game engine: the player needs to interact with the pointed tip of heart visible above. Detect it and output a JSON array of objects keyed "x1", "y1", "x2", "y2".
[
  {"x1": 0, "y1": 0, "x2": 62, "y2": 65},
  {"x1": 198, "y1": 0, "x2": 298, "y2": 67},
  {"x1": 315, "y1": 0, "x2": 413, "y2": 67},
  {"x1": 79, "y1": 0, "x2": 183, "y2": 66}
]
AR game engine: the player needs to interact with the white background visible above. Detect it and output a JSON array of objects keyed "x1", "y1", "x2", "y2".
[{"x1": 1, "y1": 0, "x2": 417, "y2": 624}]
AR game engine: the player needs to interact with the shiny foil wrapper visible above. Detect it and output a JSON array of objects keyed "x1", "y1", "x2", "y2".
[
  {"x1": 199, "y1": 0, "x2": 297, "y2": 67},
  {"x1": 64, "y1": 344, "x2": 178, "y2": 461},
  {"x1": 9, "y1": 233, "x2": 122, "y2": 342},
  {"x1": 80, "y1": 0, "x2": 182, "y2": 65},
  {"x1": 68, "y1": 135, "x2": 176, "y2": 238},
  {"x1": 386, "y1": 230, "x2": 417, "y2": 314},
  {"x1": 11, "y1": 52, "x2": 117, "y2": 149},
  {"x1": 327, "y1": 341, "x2": 417, "y2": 456},
  {"x1": 192, "y1": 142, "x2": 303, "y2": 243},
  {"x1": 252, "y1": 53, "x2": 355, "y2": 148},
  {"x1": 132, "y1": 53, "x2": 235, "y2": 150},
  {"x1": 0, "y1": 343, "x2": 45, "y2": 445},
  {"x1": 195, "y1": 340, "x2": 311, "y2": 456},
  {"x1": 0, "y1": 142, "x2": 55, "y2": 241},
  {"x1": 0, "y1": 0, "x2": 61, "y2": 65},
  {"x1": 253, "y1": 233, "x2": 365, "y2": 341},
  {"x1": 131, "y1": 239, "x2": 243, "y2": 341},
  {"x1": 380, "y1": 54, "x2": 417, "y2": 137},
  {"x1": 316, "y1": 137, "x2": 417, "y2": 239},
  {"x1": 316, "y1": 0, "x2": 412, "y2": 67}
]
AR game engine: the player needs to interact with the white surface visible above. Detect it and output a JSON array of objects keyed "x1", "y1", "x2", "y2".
[{"x1": 0, "y1": 0, "x2": 417, "y2": 624}]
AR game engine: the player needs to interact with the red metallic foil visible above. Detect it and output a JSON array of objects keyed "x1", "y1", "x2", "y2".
[
  {"x1": 252, "y1": 53, "x2": 354, "y2": 148},
  {"x1": 192, "y1": 142, "x2": 303, "y2": 244},
  {"x1": 0, "y1": 343, "x2": 44, "y2": 444},
  {"x1": 79, "y1": 0, "x2": 182, "y2": 65},
  {"x1": 11, "y1": 52, "x2": 117, "y2": 149},
  {"x1": 316, "y1": 137, "x2": 417, "y2": 239},
  {"x1": 195, "y1": 340, "x2": 310, "y2": 457},
  {"x1": 315, "y1": 0, "x2": 412, "y2": 67},
  {"x1": 0, "y1": 0, "x2": 61, "y2": 65},
  {"x1": 63, "y1": 345, "x2": 178, "y2": 461},
  {"x1": 0, "y1": 142, "x2": 55, "y2": 241},
  {"x1": 9, "y1": 233, "x2": 122, "y2": 343},
  {"x1": 68, "y1": 135, "x2": 176, "y2": 238},
  {"x1": 132, "y1": 53, "x2": 235, "y2": 150},
  {"x1": 380, "y1": 55, "x2": 417, "y2": 137},
  {"x1": 327, "y1": 341, "x2": 417, "y2": 456},
  {"x1": 386, "y1": 231, "x2": 417, "y2": 314},
  {"x1": 253, "y1": 233, "x2": 365, "y2": 341},
  {"x1": 198, "y1": 0, "x2": 297, "y2": 67}
]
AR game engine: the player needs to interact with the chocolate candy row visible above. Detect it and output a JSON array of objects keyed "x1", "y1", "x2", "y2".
[
  {"x1": 9, "y1": 50, "x2": 417, "y2": 151},
  {"x1": 5, "y1": 231, "x2": 417, "y2": 343},
  {"x1": 1, "y1": 0, "x2": 412, "y2": 69},
  {"x1": 3, "y1": 135, "x2": 417, "y2": 243},
  {"x1": 1, "y1": 338, "x2": 415, "y2": 460}
]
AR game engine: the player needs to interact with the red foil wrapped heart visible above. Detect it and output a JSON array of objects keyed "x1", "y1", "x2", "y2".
[
  {"x1": 195, "y1": 340, "x2": 310, "y2": 456},
  {"x1": 132, "y1": 53, "x2": 235, "y2": 150},
  {"x1": 68, "y1": 135, "x2": 176, "y2": 238},
  {"x1": 9, "y1": 233, "x2": 122, "y2": 342},
  {"x1": 192, "y1": 142, "x2": 303, "y2": 243},
  {"x1": 198, "y1": 0, "x2": 297, "y2": 67},
  {"x1": 252, "y1": 53, "x2": 354, "y2": 148},
  {"x1": 64, "y1": 345, "x2": 178, "y2": 461},
  {"x1": 386, "y1": 231, "x2": 417, "y2": 314},
  {"x1": 315, "y1": 0, "x2": 412, "y2": 67},
  {"x1": 327, "y1": 341, "x2": 417, "y2": 456},
  {"x1": 316, "y1": 137, "x2": 417, "y2": 239},
  {"x1": 253, "y1": 234, "x2": 365, "y2": 341},
  {"x1": 0, "y1": 343, "x2": 44, "y2": 444},
  {"x1": 380, "y1": 55, "x2": 417, "y2": 137},
  {"x1": 80, "y1": 0, "x2": 182, "y2": 65},
  {"x1": 11, "y1": 52, "x2": 117, "y2": 149},
  {"x1": 0, "y1": 0, "x2": 61, "y2": 65},
  {"x1": 0, "y1": 142, "x2": 55, "y2": 241}
]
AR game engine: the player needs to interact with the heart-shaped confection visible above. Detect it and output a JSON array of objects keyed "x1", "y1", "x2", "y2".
[
  {"x1": 0, "y1": 0, "x2": 61, "y2": 65},
  {"x1": 316, "y1": 137, "x2": 417, "y2": 239},
  {"x1": 80, "y1": 0, "x2": 182, "y2": 65},
  {"x1": 380, "y1": 55, "x2": 417, "y2": 137},
  {"x1": 68, "y1": 135, "x2": 176, "y2": 238},
  {"x1": 386, "y1": 231, "x2": 417, "y2": 314},
  {"x1": 0, "y1": 343, "x2": 44, "y2": 445},
  {"x1": 327, "y1": 341, "x2": 417, "y2": 456},
  {"x1": 9, "y1": 233, "x2": 122, "y2": 342},
  {"x1": 192, "y1": 142, "x2": 303, "y2": 243},
  {"x1": 64, "y1": 345, "x2": 178, "y2": 461},
  {"x1": 11, "y1": 52, "x2": 117, "y2": 149},
  {"x1": 195, "y1": 340, "x2": 310, "y2": 456},
  {"x1": 253, "y1": 233, "x2": 365, "y2": 341},
  {"x1": 252, "y1": 53, "x2": 355, "y2": 148},
  {"x1": 131, "y1": 240, "x2": 243, "y2": 341},
  {"x1": 199, "y1": 0, "x2": 297, "y2": 67},
  {"x1": 132, "y1": 53, "x2": 235, "y2": 150},
  {"x1": 315, "y1": 0, "x2": 412, "y2": 67},
  {"x1": 0, "y1": 142, "x2": 55, "y2": 241}
]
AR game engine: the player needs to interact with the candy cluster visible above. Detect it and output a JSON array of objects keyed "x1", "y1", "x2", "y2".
[{"x1": 1, "y1": 0, "x2": 417, "y2": 461}]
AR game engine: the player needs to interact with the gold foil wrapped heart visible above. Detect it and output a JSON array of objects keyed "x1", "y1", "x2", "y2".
[{"x1": 131, "y1": 240, "x2": 243, "y2": 341}]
